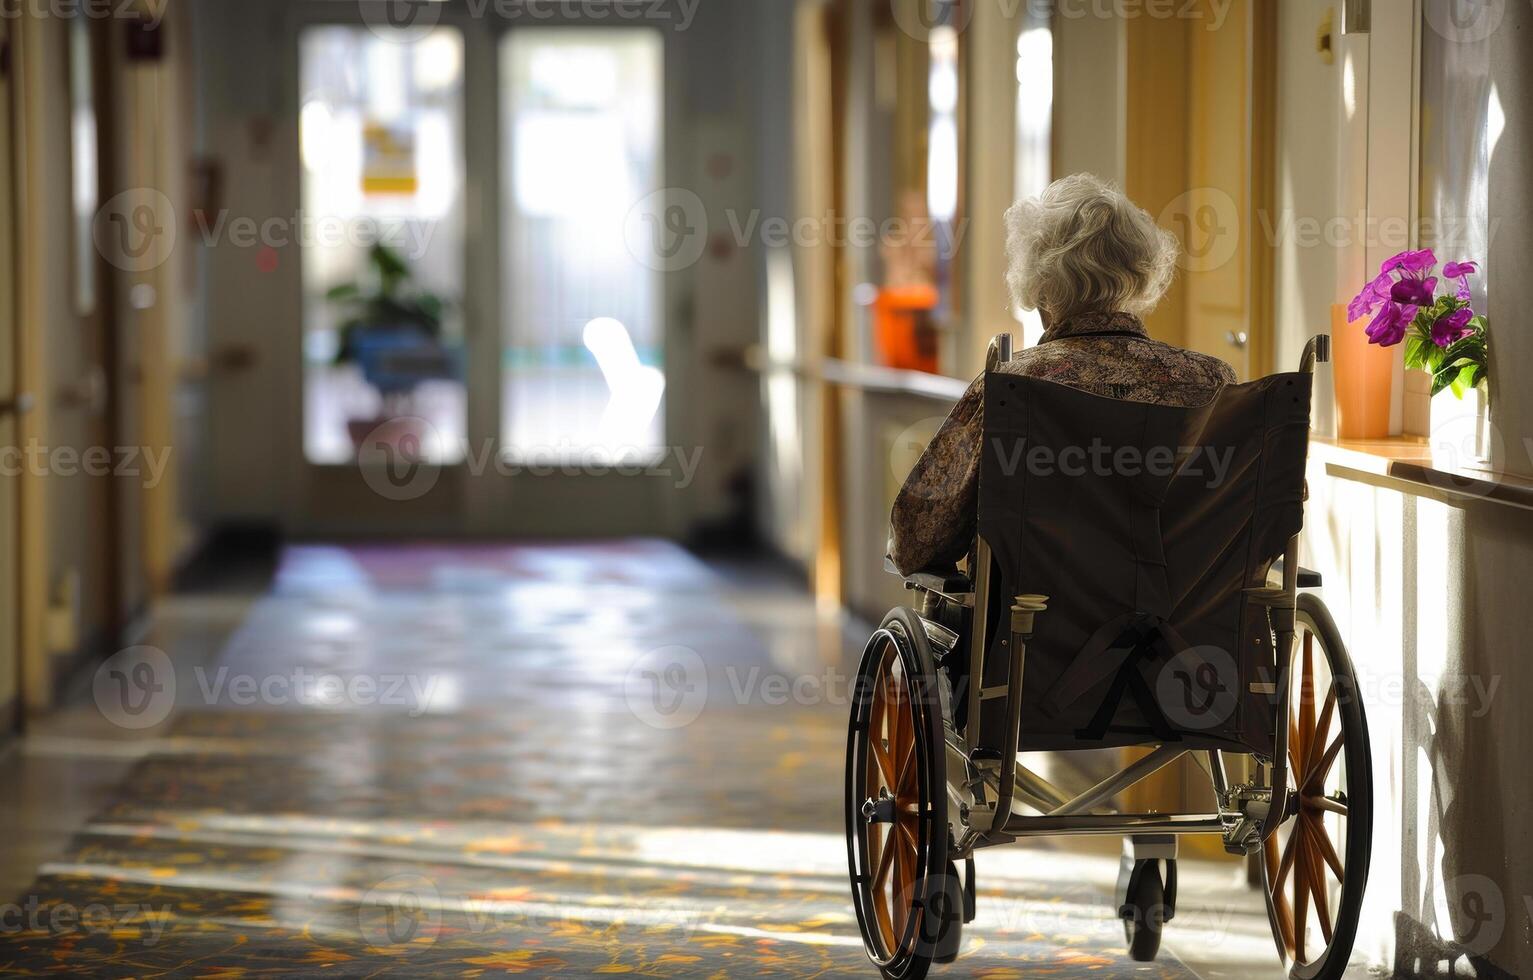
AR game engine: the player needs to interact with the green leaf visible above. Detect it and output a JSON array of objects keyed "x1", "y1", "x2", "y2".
[{"x1": 1404, "y1": 334, "x2": 1431, "y2": 372}]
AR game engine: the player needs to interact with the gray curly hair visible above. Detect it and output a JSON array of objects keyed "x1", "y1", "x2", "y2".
[{"x1": 1004, "y1": 173, "x2": 1179, "y2": 323}]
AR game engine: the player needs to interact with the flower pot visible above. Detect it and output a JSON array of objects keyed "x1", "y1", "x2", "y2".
[
  {"x1": 1331, "y1": 303, "x2": 1393, "y2": 439},
  {"x1": 348, "y1": 414, "x2": 431, "y2": 460}
]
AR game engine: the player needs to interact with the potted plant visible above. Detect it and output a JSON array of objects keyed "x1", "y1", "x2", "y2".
[
  {"x1": 325, "y1": 243, "x2": 457, "y2": 454},
  {"x1": 1346, "y1": 248, "x2": 1492, "y2": 456}
]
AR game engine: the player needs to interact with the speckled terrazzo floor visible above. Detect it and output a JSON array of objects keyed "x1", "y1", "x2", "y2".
[{"x1": 0, "y1": 541, "x2": 1298, "y2": 978}]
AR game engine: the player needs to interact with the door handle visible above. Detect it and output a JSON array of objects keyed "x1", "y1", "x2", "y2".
[
  {"x1": 210, "y1": 342, "x2": 260, "y2": 374},
  {"x1": 0, "y1": 392, "x2": 35, "y2": 416},
  {"x1": 1226, "y1": 330, "x2": 1249, "y2": 349},
  {"x1": 56, "y1": 365, "x2": 109, "y2": 414}
]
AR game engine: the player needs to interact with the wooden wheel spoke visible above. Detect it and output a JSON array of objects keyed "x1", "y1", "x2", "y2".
[
  {"x1": 1273, "y1": 818, "x2": 1300, "y2": 896},
  {"x1": 889, "y1": 671, "x2": 907, "y2": 779},
  {"x1": 1307, "y1": 735, "x2": 1344, "y2": 791},
  {"x1": 895, "y1": 734, "x2": 916, "y2": 794},
  {"x1": 1301, "y1": 833, "x2": 1334, "y2": 944},
  {"x1": 1287, "y1": 718, "x2": 1304, "y2": 782},
  {"x1": 1293, "y1": 818, "x2": 1310, "y2": 963},
  {"x1": 870, "y1": 736, "x2": 897, "y2": 790},
  {"x1": 1306, "y1": 685, "x2": 1337, "y2": 776},
  {"x1": 1298, "y1": 634, "x2": 1316, "y2": 758},
  {"x1": 1264, "y1": 834, "x2": 1296, "y2": 955},
  {"x1": 1305, "y1": 793, "x2": 1348, "y2": 818},
  {"x1": 872, "y1": 824, "x2": 896, "y2": 890},
  {"x1": 1311, "y1": 816, "x2": 1345, "y2": 881}
]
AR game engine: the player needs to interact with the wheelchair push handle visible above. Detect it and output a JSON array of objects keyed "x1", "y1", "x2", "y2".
[
  {"x1": 1300, "y1": 334, "x2": 1329, "y2": 374},
  {"x1": 986, "y1": 333, "x2": 1014, "y2": 372}
]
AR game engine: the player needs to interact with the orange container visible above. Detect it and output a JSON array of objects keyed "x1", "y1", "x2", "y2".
[
  {"x1": 873, "y1": 284, "x2": 940, "y2": 373},
  {"x1": 1331, "y1": 303, "x2": 1393, "y2": 439}
]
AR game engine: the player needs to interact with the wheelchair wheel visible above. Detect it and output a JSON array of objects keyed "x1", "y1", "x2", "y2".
[
  {"x1": 846, "y1": 608, "x2": 952, "y2": 980},
  {"x1": 1260, "y1": 593, "x2": 1373, "y2": 980}
]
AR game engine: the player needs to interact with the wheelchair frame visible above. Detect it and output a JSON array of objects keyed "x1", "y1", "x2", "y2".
[{"x1": 915, "y1": 333, "x2": 1328, "y2": 860}]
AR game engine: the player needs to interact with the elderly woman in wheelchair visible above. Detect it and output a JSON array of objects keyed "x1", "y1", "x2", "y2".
[{"x1": 846, "y1": 175, "x2": 1371, "y2": 979}]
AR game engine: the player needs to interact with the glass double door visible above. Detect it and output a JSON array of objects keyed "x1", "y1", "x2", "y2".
[{"x1": 297, "y1": 22, "x2": 667, "y2": 500}]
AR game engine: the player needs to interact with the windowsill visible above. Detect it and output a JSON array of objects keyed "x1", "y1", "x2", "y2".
[
  {"x1": 1312, "y1": 434, "x2": 1533, "y2": 512},
  {"x1": 820, "y1": 358, "x2": 970, "y2": 402},
  {"x1": 741, "y1": 347, "x2": 971, "y2": 403}
]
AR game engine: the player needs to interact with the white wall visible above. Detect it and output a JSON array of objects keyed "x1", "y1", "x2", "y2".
[{"x1": 1273, "y1": 0, "x2": 1342, "y2": 427}]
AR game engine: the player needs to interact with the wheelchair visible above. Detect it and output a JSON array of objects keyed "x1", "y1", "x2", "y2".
[{"x1": 845, "y1": 333, "x2": 1372, "y2": 979}]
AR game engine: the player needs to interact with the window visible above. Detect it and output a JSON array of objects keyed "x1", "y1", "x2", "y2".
[
  {"x1": 500, "y1": 30, "x2": 665, "y2": 465},
  {"x1": 299, "y1": 26, "x2": 466, "y2": 464}
]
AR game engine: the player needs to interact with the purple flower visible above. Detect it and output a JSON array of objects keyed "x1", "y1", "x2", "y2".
[
  {"x1": 1382, "y1": 249, "x2": 1437, "y2": 275},
  {"x1": 1365, "y1": 301, "x2": 1414, "y2": 347},
  {"x1": 1443, "y1": 259, "x2": 1477, "y2": 301},
  {"x1": 1391, "y1": 276, "x2": 1437, "y2": 307},
  {"x1": 1431, "y1": 306, "x2": 1474, "y2": 347},
  {"x1": 1347, "y1": 270, "x2": 1394, "y2": 322}
]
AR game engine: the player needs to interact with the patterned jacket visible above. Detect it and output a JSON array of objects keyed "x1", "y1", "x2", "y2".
[{"x1": 888, "y1": 311, "x2": 1237, "y2": 575}]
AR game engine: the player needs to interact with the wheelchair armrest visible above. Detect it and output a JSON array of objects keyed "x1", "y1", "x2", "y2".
[
  {"x1": 883, "y1": 556, "x2": 974, "y2": 595},
  {"x1": 1270, "y1": 557, "x2": 1323, "y2": 588}
]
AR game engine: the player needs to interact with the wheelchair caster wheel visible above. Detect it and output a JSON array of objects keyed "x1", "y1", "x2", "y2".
[
  {"x1": 930, "y1": 861, "x2": 964, "y2": 964},
  {"x1": 1122, "y1": 860, "x2": 1168, "y2": 962}
]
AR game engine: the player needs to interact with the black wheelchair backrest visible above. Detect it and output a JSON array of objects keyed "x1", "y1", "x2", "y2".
[{"x1": 976, "y1": 372, "x2": 1313, "y2": 756}]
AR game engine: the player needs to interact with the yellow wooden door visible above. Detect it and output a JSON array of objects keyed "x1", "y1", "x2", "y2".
[
  {"x1": 0, "y1": 17, "x2": 21, "y2": 732},
  {"x1": 1182, "y1": 0, "x2": 1253, "y2": 377}
]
